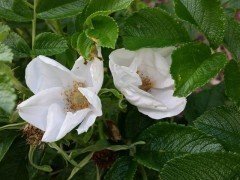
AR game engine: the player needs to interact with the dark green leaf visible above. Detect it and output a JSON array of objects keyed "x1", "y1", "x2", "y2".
[
  {"x1": 175, "y1": 0, "x2": 226, "y2": 46},
  {"x1": 86, "y1": 15, "x2": 119, "y2": 48},
  {"x1": 3, "y1": 32, "x2": 31, "y2": 58},
  {"x1": 160, "y1": 152, "x2": 240, "y2": 180},
  {"x1": 225, "y1": 60, "x2": 240, "y2": 105},
  {"x1": 194, "y1": 105, "x2": 240, "y2": 153},
  {"x1": 33, "y1": 32, "x2": 68, "y2": 56},
  {"x1": 171, "y1": 43, "x2": 227, "y2": 97},
  {"x1": 184, "y1": 83, "x2": 227, "y2": 123},
  {"x1": 124, "y1": 108, "x2": 155, "y2": 140},
  {"x1": 122, "y1": 8, "x2": 189, "y2": 50},
  {"x1": 37, "y1": 0, "x2": 88, "y2": 19},
  {"x1": 0, "y1": 137, "x2": 28, "y2": 179},
  {"x1": 224, "y1": 18, "x2": 240, "y2": 60},
  {"x1": 136, "y1": 122, "x2": 223, "y2": 171},
  {"x1": 104, "y1": 156, "x2": 137, "y2": 180},
  {"x1": 0, "y1": 131, "x2": 18, "y2": 162},
  {"x1": 0, "y1": 0, "x2": 32, "y2": 22}
]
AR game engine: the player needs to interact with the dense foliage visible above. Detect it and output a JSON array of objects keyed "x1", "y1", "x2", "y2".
[{"x1": 0, "y1": 0, "x2": 240, "y2": 179}]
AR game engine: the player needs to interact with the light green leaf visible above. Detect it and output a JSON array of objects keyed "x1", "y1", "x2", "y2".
[
  {"x1": 122, "y1": 8, "x2": 189, "y2": 50},
  {"x1": 77, "y1": 32, "x2": 94, "y2": 59},
  {"x1": 85, "y1": 0, "x2": 133, "y2": 18},
  {"x1": 0, "y1": 43, "x2": 13, "y2": 62},
  {"x1": 0, "y1": 62, "x2": 31, "y2": 97},
  {"x1": 104, "y1": 156, "x2": 137, "y2": 180},
  {"x1": 33, "y1": 32, "x2": 68, "y2": 56},
  {"x1": 0, "y1": 73, "x2": 16, "y2": 113},
  {"x1": 194, "y1": 105, "x2": 240, "y2": 153},
  {"x1": 86, "y1": 15, "x2": 118, "y2": 48},
  {"x1": 0, "y1": 0, "x2": 32, "y2": 22},
  {"x1": 225, "y1": 60, "x2": 240, "y2": 105},
  {"x1": 37, "y1": 0, "x2": 88, "y2": 19},
  {"x1": 3, "y1": 32, "x2": 31, "y2": 58},
  {"x1": 136, "y1": 122, "x2": 223, "y2": 171},
  {"x1": 224, "y1": 18, "x2": 240, "y2": 60},
  {"x1": 160, "y1": 152, "x2": 240, "y2": 180},
  {"x1": 174, "y1": 0, "x2": 226, "y2": 46},
  {"x1": 171, "y1": 43, "x2": 227, "y2": 97},
  {"x1": 0, "y1": 131, "x2": 18, "y2": 162},
  {"x1": 0, "y1": 23, "x2": 10, "y2": 42}
]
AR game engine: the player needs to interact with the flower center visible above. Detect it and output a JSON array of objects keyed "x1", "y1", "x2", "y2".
[
  {"x1": 64, "y1": 81, "x2": 90, "y2": 112},
  {"x1": 137, "y1": 71, "x2": 153, "y2": 92}
]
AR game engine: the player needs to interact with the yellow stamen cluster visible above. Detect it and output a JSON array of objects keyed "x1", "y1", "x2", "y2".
[
  {"x1": 22, "y1": 124, "x2": 43, "y2": 147},
  {"x1": 64, "y1": 81, "x2": 90, "y2": 112},
  {"x1": 137, "y1": 72, "x2": 153, "y2": 92}
]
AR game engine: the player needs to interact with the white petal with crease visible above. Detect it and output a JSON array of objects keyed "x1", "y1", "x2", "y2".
[
  {"x1": 77, "y1": 113, "x2": 97, "y2": 134},
  {"x1": 79, "y1": 87, "x2": 102, "y2": 116},
  {"x1": 41, "y1": 103, "x2": 66, "y2": 142},
  {"x1": 26, "y1": 56, "x2": 82, "y2": 94},
  {"x1": 56, "y1": 108, "x2": 91, "y2": 140},
  {"x1": 17, "y1": 87, "x2": 64, "y2": 131}
]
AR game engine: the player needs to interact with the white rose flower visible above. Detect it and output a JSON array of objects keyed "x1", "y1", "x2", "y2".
[
  {"x1": 109, "y1": 47, "x2": 186, "y2": 119},
  {"x1": 17, "y1": 55, "x2": 103, "y2": 142}
]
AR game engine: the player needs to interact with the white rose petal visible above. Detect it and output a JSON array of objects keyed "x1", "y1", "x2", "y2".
[
  {"x1": 109, "y1": 48, "x2": 187, "y2": 120},
  {"x1": 17, "y1": 55, "x2": 104, "y2": 142}
]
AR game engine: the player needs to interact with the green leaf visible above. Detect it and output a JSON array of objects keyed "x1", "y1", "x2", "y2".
[
  {"x1": 136, "y1": 122, "x2": 223, "y2": 171},
  {"x1": 224, "y1": 18, "x2": 240, "y2": 60},
  {"x1": 86, "y1": 15, "x2": 118, "y2": 48},
  {"x1": 33, "y1": 32, "x2": 68, "y2": 56},
  {"x1": 0, "y1": 23, "x2": 10, "y2": 42},
  {"x1": 184, "y1": 83, "x2": 227, "y2": 123},
  {"x1": 171, "y1": 43, "x2": 227, "y2": 97},
  {"x1": 77, "y1": 32, "x2": 94, "y2": 59},
  {"x1": 194, "y1": 105, "x2": 240, "y2": 153},
  {"x1": 0, "y1": 43, "x2": 13, "y2": 62},
  {"x1": 122, "y1": 8, "x2": 189, "y2": 50},
  {"x1": 124, "y1": 108, "x2": 155, "y2": 140},
  {"x1": 85, "y1": 0, "x2": 133, "y2": 17},
  {"x1": 0, "y1": 62, "x2": 31, "y2": 97},
  {"x1": 104, "y1": 156, "x2": 137, "y2": 180},
  {"x1": 37, "y1": 0, "x2": 88, "y2": 19},
  {"x1": 0, "y1": 131, "x2": 18, "y2": 162},
  {"x1": 174, "y1": 0, "x2": 226, "y2": 46},
  {"x1": 3, "y1": 32, "x2": 31, "y2": 58},
  {"x1": 0, "y1": 0, "x2": 32, "y2": 22},
  {"x1": 0, "y1": 73, "x2": 16, "y2": 113},
  {"x1": 0, "y1": 137, "x2": 28, "y2": 179},
  {"x1": 160, "y1": 152, "x2": 240, "y2": 180},
  {"x1": 225, "y1": 60, "x2": 240, "y2": 105}
]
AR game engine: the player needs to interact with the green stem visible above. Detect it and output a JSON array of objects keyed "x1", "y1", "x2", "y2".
[
  {"x1": 48, "y1": 142, "x2": 80, "y2": 167},
  {"x1": 32, "y1": 0, "x2": 39, "y2": 49},
  {"x1": 28, "y1": 146, "x2": 53, "y2": 172},
  {"x1": 24, "y1": 1, "x2": 34, "y2": 9},
  {"x1": 97, "y1": 120, "x2": 105, "y2": 140},
  {"x1": 96, "y1": 165, "x2": 100, "y2": 180},
  {"x1": 0, "y1": 122, "x2": 26, "y2": 131},
  {"x1": 67, "y1": 153, "x2": 93, "y2": 180},
  {"x1": 140, "y1": 165, "x2": 148, "y2": 180}
]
